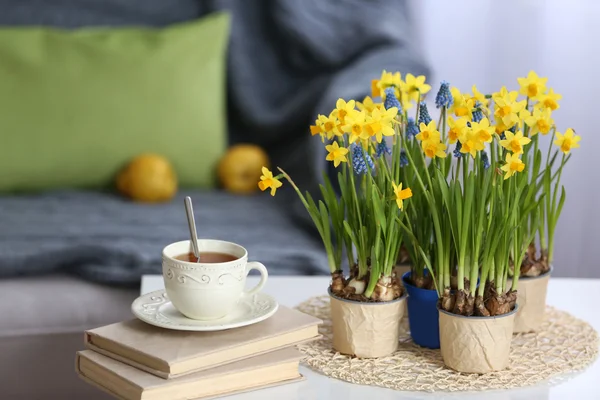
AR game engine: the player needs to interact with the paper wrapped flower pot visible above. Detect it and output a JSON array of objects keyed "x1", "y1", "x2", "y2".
[
  {"x1": 329, "y1": 289, "x2": 406, "y2": 358},
  {"x1": 439, "y1": 306, "x2": 517, "y2": 373},
  {"x1": 511, "y1": 269, "x2": 551, "y2": 333}
]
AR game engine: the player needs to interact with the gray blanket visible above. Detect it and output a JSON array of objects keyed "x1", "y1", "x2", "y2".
[
  {"x1": 0, "y1": 0, "x2": 429, "y2": 283},
  {"x1": 0, "y1": 191, "x2": 329, "y2": 285}
]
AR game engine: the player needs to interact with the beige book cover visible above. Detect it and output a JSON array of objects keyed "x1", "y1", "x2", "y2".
[
  {"x1": 85, "y1": 305, "x2": 321, "y2": 379},
  {"x1": 76, "y1": 348, "x2": 304, "y2": 400}
]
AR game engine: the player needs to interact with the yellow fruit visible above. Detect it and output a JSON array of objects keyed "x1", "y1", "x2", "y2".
[
  {"x1": 117, "y1": 154, "x2": 177, "y2": 202},
  {"x1": 217, "y1": 144, "x2": 270, "y2": 194}
]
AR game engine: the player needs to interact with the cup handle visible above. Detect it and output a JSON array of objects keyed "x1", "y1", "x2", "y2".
[{"x1": 243, "y1": 261, "x2": 268, "y2": 296}]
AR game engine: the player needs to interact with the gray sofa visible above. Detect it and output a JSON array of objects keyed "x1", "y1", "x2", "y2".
[{"x1": 0, "y1": 1, "x2": 428, "y2": 398}]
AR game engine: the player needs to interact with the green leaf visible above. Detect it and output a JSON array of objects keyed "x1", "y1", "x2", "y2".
[
  {"x1": 371, "y1": 185, "x2": 387, "y2": 233},
  {"x1": 318, "y1": 200, "x2": 331, "y2": 243},
  {"x1": 556, "y1": 186, "x2": 567, "y2": 220},
  {"x1": 343, "y1": 220, "x2": 359, "y2": 247},
  {"x1": 302, "y1": 191, "x2": 324, "y2": 233}
]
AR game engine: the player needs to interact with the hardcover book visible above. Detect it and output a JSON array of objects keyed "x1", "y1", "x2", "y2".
[
  {"x1": 76, "y1": 348, "x2": 303, "y2": 400},
  {"x1": 84, "y1": 305, "x2": 320, "y2": 378}
]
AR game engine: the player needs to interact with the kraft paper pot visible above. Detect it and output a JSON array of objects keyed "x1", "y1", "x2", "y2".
[
  {"x1": 402, "y1": 271, "x2": 440, "y2": 349},
  {"x1": 509, "y1": 266, "x2": 552, "y2": 333},
  {"x1": 328, "y1": 288, "x2": 406, "y2": 358},
  {"x1": 439, "y1": 305, "x2": 518, "y2": 373}
]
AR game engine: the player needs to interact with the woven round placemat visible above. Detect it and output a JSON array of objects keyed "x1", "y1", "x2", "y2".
[{"x1": 296, "y1": 296, "x2": 599, "y2": 392}]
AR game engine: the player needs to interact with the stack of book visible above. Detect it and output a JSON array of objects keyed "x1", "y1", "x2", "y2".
[{"x1": 76, "y1": 306, "x2": 321, "y2": 400}]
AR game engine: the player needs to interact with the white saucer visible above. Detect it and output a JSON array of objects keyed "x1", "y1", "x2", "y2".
[{"x1": 131, "y1": 290, "x2": 279, "y2": 331}]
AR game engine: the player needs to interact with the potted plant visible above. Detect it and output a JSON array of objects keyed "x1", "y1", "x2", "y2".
[
  {"x1": 398, "y1": 72, "x2": 579, "y2": 372},
  {"x1": 507, "y1": 72, "x2": 580, "y2": 333},
  {"x1": 382, "y1": 79, "x2": 454, "y2": 350},
  {"x1": 400, "y1": 84, "x2": 535, "y2": 372},
  {"x1": 257, "y1": 85, "x2": 413, "y2": 358}
]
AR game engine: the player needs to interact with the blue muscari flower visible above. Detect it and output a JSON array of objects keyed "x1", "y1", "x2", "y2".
[
  {"x1": 351, "y1": 144, "x2": 374, "y2": 175},
  {"x1": 453, "y1": 142, "x2": 463, "y2": 158},
  {"x1": 375, "y1": 140, "x2": 392, "y2": 158},
  {"x1": 482, "y1": 151, "x2": 490, "y2": 169},
  {"x1": 472, "y1": 101, "x2": 484, "y2": 122},
  {"x1": 406, "y1": 118, "x2": 419, "y2": 139},
  {"x1": 435, "y1": 81, "x2": 453, "y2": 109},
  {"x1": 384, "y1": 87, "x2": 402, "y2": 113},
  {"x1": 399, "y1": 150, "x2": 409, "y2": 167},
  {"x1": 418, "y1": 102, "x2": 432, "y2": 125}
]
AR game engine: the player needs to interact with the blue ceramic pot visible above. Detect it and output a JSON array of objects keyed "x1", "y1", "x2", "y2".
[{"x1": 402, "y1": 271, "x2": 440, "y2": 349}]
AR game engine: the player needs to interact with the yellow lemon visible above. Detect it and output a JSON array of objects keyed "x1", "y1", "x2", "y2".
[
  {"x1": 217, "y1": 144, "x2": 270, "y2": 194},
  {"x1": 117, "y1": 154, "x2": 177, "y2": 202}
]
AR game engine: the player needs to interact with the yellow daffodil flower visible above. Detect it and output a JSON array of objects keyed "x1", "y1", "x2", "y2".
[
  {"x1": 365, "y1": 107, "x2": 398, "y2": 143},
  {"x1": 494, "y1": 94, "x2": 526, "y2": 127},
  {"x1": 400, "y1": 92, "x2": 415, "y2": 110},
  {"x1": 447, "y1": 116, "x2": 469, "y2": 144},
  {"x1": 470, "y1": 118, "x2": 495, "y2": 143},
  {"x1": 392, "y1": 182, "x2": 413, "y2": 210},
  {"x1": 536, "y1": 88, "x2": 562, "y2": 111},
  {"x1": 400, "y1": 73, "x2": 431, "y2": 103},
  {"x1": 258, "y1": 167, "x2": 283, "y2": 196},
  {"x1": 325, "y1": 141, "x2": 349, "y2": 167},
  {"x1": 500, "y1": 153, "x2": 525, "y2": 180},
  {"x1": 309, "y1": 115, "x2": 325, "y2": 141},
  {"x1": 494, "y1": 120, "x2": 512, "y2": 135},
  {"x1": 449, "y1": 87, "x2": 474, "y2": 119},
  {"x1": 492, "y1": 86, "x2": 519, "y2": 103},
  {"x1": 467, "y1": 85, "x2": 490, "y2": 109},
  {"x1": 343, "y1": 110, "x2": 370, "y2": 144},
  {"x1": 334, "y1": 99, "x2": 356, "y2": 124},
  {"x1": 554, "y1": 128, "x2": 581, "y2": 154},
  {"x1": 422, "y1": 140, "x2": 447, "y2": 159},
  {"x1": 356, "y1": 96, "x2": 384, "y2": 114},
  {"x1": 372, "y1": 70, "x2": 402, "y2": 98},
  {"x1": 499, "y1": 130, "x2": 531, "y2": 155},
  {"x1": 415, "y1": 120, "x2": 441, "y2": 143},
  {"x1": 312, "y1": 112, "x2": 339, "y2": 141},
  {"x1": 521, "y1": 107, "x2": 554, "y2": 136},
  {"x1": 459, "y1": 130, "x2": 484, "y2": 158},
  {"x1": 517, "y1": 70, "x2": 548, "y2": 99}
]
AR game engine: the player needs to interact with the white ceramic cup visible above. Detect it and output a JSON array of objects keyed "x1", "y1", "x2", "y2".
[{"x1": 162, "y1": 239, "x2": 268, "y2": 320}]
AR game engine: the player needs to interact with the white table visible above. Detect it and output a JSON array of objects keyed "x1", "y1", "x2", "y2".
[{"x1": 141, "y1": 275, "x2": 600, "y2": 400}]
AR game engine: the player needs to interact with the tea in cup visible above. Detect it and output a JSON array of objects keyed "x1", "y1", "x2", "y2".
[{"x1": 162, "y1": 239, "x2": 268, "y2": 320}]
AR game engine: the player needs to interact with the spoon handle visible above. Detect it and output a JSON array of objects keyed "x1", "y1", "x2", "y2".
[{"x1": 184, "y1": 196, "x2": 201, "y2": 260}]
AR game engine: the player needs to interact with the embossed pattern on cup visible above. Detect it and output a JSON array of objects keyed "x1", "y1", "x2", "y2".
[{"x1": 162, "y1": 239, "x2": 268, "y2": 320}]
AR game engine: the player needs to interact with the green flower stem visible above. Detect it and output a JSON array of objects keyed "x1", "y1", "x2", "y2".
[
  {"x1": 277, "y1": 168, "x2": 338, "y2": 273},
  {"x1": 436, "y1": 107, "x2": 448, "y2": 178},
  {"x1": 415, "y1": 148, "x2": 446, "y2": 293},
  {"x1": 479, "y1": 258, "x2": 492, "y2": 297},
  {"x1": 343, "y1": 159, "x2": 368, "y2": 277},
  {"x1": 401, "y1": 136, "x2": 445, "y2": 296},
  {"x1": 455, "y1": 154, "x2": 461, "y2": 185},
  {"x1": 497, "y1": 176, "x2": 513, "y2": 293},
  {"x1": 533, "y1": 135, "x2": 539, "y2": 162},
  {"x1": 457, "y1": 165, "x2": 475, "y2": 292},
  {"x1": 547, "y1": 154, "x2": 567, "y2": 263},
  {"x1": 546, "y1": 129, "x2": 557, "y2": 169},
  {"x1": 489, "y1": 257, "x2": 496, "y2": 291}
]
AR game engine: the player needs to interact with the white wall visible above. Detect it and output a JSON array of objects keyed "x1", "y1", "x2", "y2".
[{"x1": 411, "y1": 0, "x2": 600, "y2": 277}]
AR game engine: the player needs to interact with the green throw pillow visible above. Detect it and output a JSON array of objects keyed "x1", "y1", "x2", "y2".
[{"x1": 0, "y1": 13, "x2": 229, "y2": 191}]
